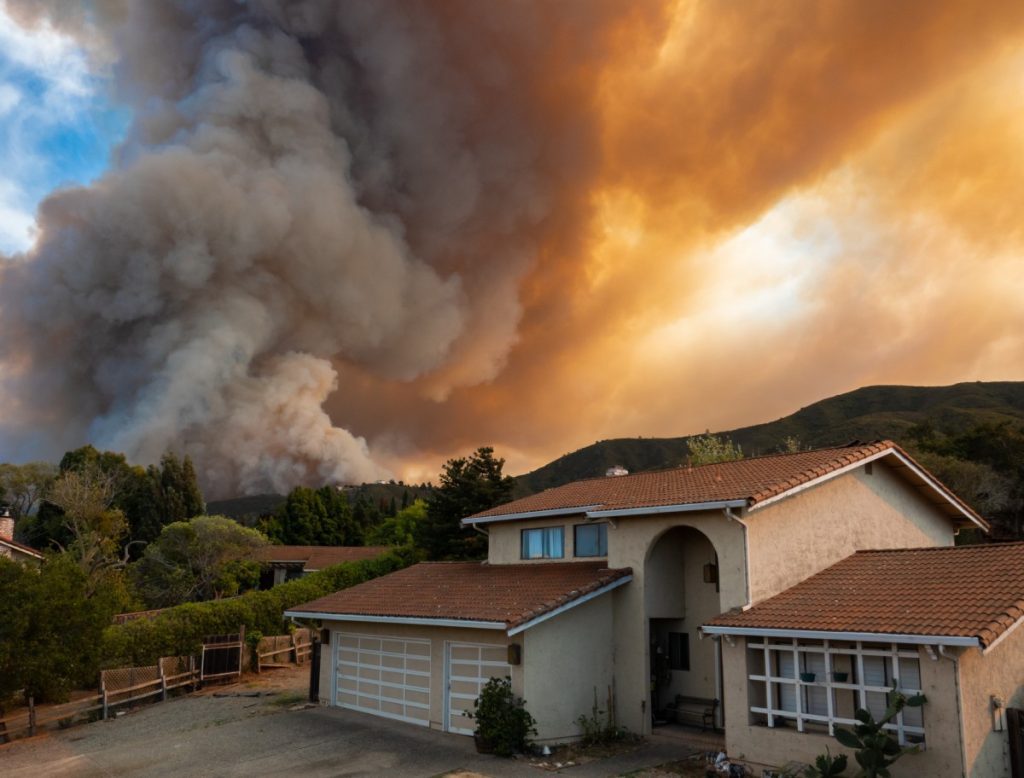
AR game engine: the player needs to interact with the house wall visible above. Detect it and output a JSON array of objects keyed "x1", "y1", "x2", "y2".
[
  {"x1": 488, "y1": 517, "x2": 598, "y2": 564},
  {"x1": 719, "y1": 638, "x2": 965, "y2": 777},
  {"x1": 317, "y1": 620, "x2": 518, "y2": 733},
  {"x1": 745, "y1": 463, "x2": 956, "y2": 603},
  {"x1": 607, "y1": 511, "x2": 745, "y2": 735},
  {"x1": 522, "y1": 594, "x2": 615, "y2": 742},
  {"x1": 958, "y1": 625, "x2": 1024, "y2": 777}
]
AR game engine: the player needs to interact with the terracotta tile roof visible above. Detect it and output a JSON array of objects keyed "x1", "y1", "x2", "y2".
[
  {"x1": 256, "y1": 545, "x2": 389, "y2": 570},
  {"x1": 467, "y1": 441, "x2": 985, "y2": 529},
  {"x1": 704, "y1": 543, "x2": 1024, "y2": 647},
  {"x1": 0, "y1": 536, "x2": 44, "y2": 560},
  {"x1": 287, "y1": 561, "x2": 632, "y2": 629}
]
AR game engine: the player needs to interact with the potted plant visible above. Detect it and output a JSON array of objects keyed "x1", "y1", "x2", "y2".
[
  {"x1": 800, "y1": 672, "x2": 816, "y2": 682},
  {"x1": 831, "y1": 671, "x2": 849, "y2": 683},
  {"x1": 469, "y1": 676, "x2": 537, "y2": 757}
]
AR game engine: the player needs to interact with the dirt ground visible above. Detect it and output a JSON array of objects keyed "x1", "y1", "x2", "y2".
[{"x1": 0, "y1": 667, "x2": 710, "y2": 777}]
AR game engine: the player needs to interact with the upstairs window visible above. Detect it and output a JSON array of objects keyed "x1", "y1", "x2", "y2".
[
  {"x1": 521, "y1": 526, "x2": 564, "y2": 559},
  {"x1": 574, "y1": 523, "x2": 608, "y2": 557}
]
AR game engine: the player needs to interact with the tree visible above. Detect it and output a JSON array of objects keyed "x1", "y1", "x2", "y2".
[
  {"x1": 262, "y1": 486, "x2": 362, "y2": 546},
  {"x1": 0, "y1": 462, "x2": 57, "y2": 522},
  {"x1": 686, "y1": 431, "x2": 744, "y2": 465},
  {"x1": 0, "y1": 555, "x2": 119, "y2": 705},
  {"x1": 131, "y1": 515, "x2": 267, "y2": 607},
  {"x1": 44, "y1": 465, "x2": 129, "y2": 590},
  {"x1": 418, "y1": 447, "x2": 516, "y2": 560},
  {"x1": 365, "y1": 499, "x2": 428, "y2": 548}
]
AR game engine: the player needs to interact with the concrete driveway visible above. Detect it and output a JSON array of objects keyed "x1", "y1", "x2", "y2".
[{"x1": 0, "y1": 674, "x2": 700, "y2": 777}]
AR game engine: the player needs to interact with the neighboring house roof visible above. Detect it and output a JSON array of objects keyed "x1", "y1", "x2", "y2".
[
  {"x1": 256, "y1": 545, "x2": 389, "y2": 571},
  {"x1": 703, "y1": 543, "x2": 1024, "y2": 649},
  {"x1": 285, "y1": 561, "x2": 632, "y2": 635},
  {"x1": 464, "y1": 441, "x2": 987, "y2": 530},
  {"x1": 0, "y1": 536, "x2": 44, "y2": 560}
]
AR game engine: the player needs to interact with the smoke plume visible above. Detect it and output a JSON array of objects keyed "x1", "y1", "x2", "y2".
[{"x1": 3, "y1": 1, "x2": 1024, "y2": 493}]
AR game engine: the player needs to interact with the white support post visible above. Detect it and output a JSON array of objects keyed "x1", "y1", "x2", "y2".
[
  {"x1": 792, "y1": 639, "x2": 804, "y2": 732},
  {"x1": 824, "y1": 640, "x2": 835, "y2": 735},
  {"x1": 891, "y1": 643, "x2": 905, "y2": 745},
  {"x1": 856, "y1": 642, "x2": 867, "y2": 712},
  {"x1": 763, "y1": 643, "x2": 774, "y2": 728}
]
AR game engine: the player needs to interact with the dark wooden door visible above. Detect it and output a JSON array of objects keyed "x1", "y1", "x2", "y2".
[{"x1": 1008, "y1": 707, "x2": 1024, "y2": 777}]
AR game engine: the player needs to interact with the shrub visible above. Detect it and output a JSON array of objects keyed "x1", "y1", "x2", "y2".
[
  {"x1": 470, "y1": 676, "x2": 537, "y2": 757},
  {"x1": 576, "y1": 686, "x2": 626, "y2": 746},
  {"x1": 101, "y1": 549, "x2": 413, "y2": 667}
]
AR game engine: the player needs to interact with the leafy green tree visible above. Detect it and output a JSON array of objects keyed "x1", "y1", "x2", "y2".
[
  {"x1": 417, "y1": 447, "x2": 516, "y2": 560},
  {"x1": 686, "y1": 431, "x2": 744, "y2": 465},
  {"x1": 22, "y1": 446, "x2": 206, "y2": 556},
  {"x1": 262, "y1": 486, "x2": 363, "y2": 546},
  {"x1": 0, "y1": 555, "x2": 121, "y2": 705},
  {"x1": 832, "y1": 689, "x2": 927, "y2": 777},
  {"x1": 365, "y1": 499, "x2": 428, "y2": 548},
  {"x1": 131, "y1": 515, "x2": 267, "y2": 607}
]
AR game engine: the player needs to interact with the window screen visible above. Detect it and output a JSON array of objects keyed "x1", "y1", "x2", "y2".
[{"x1": 574, "y1": 523, "x2": 608, "y2": 557}]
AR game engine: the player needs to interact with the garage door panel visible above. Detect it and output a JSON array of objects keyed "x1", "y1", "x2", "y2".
[
  {"x1": 445, "y1": 643, "x2": 512, "y2": 736},
  {"x1": 333, "y1": 633, "x2": 432, "y2": 727}
]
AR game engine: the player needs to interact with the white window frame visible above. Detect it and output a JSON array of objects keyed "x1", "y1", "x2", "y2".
[
  {"x1": 747, "y1": 639, "x2": 925, "y2": 746},
  {"x1": 520, "y1": 526, "x2": 564, "y2": 559}
]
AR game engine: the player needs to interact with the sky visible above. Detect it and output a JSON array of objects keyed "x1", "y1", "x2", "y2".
[{"x1": 1, "y1": 1, "x2": 1023, "y2": 493}]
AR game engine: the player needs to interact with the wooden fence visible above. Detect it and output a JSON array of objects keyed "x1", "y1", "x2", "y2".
[
  {"x1": 0, "y1": 656, "x2": 198, "y2": 743},
  {"x1": 255, "y1": 628, "x2": 313, "y2": 672},
  {"x1": 0, "y1": 628, "x2": 312, "y2": 744}
]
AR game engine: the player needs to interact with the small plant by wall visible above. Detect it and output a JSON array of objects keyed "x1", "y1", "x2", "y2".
[
  {"x1": 803, "y1": 689, "x2": 927, "y2": 778},
  {"x1": 469, "y1": 676, "x2": 537, "y2": 757},
  {"x1": 576, "y1": 686, "x2": 627, "y2": 746}
]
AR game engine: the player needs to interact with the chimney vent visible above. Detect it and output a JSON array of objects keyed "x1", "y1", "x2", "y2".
[{"x1": 605, "y1": 465, "x2": 629, "y2": 477}]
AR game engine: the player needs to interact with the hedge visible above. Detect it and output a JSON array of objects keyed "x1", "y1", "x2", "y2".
[{"x1": 101, "y1": 550, "x2": 413, "y2": 667}]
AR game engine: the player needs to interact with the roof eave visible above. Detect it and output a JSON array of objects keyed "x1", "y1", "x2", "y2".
[
  {"x1": 506, "y1": 574, "x2": 633, "y2": 636},
  {"x1": 462, "y1": 504, "x2": 603, "y2": 526},
  {"x1": 281, "y1": 611, "x2": 507, "y2": 630},
  {"x1": 585, "y1": 500, "x2": 748, "y2": 519},
  {"x1": 700, "y1": 624, "x2": 981, "y2": 648},
  {"x1": 745, "y1": 446, "x2": 988, "y2": 531}
]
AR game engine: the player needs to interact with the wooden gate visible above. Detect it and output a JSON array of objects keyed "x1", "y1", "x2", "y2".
[
  {"x1": 1009, "y1": 708, "x2": 1024, "y2": 777},
  {"x1": 201, "y1": 628, "x2": 244, "y2": 683}
]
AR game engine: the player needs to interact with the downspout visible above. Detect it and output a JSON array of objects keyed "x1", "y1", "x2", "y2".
[
  {"x1": 723, "y1": 507, "x2": 752, "y2": 610},
  {"x1": 939, "y1": 645, "x2": 969, "y2": 777}
]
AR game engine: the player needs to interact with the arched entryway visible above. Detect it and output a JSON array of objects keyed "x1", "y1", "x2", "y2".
[{"x1": 645, "y1": 525, "x2": 722, "y2": 726}]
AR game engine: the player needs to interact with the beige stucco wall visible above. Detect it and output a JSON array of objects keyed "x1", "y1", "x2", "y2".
[
  {"x1": 608, "y1": 511, "x2": 745, "y2": 735},
  {"x1": 522, "y1": 594, "x2": 616, "y2": 742},
  {"x1": 959, "y1": 626, "x2": 1024, "y2": 777},
  {"x1": 488, "y1": 517, "x2": 602, "y2": 564},
  {"x1": 720, "y1": 638, "x2": 966, "y2": 777},
  {"x1": 745, "y1": 464, "x2": 956, "y2": 603},
  {"x1": 318, "y1": 620, "x2": 518, "y2": 733}
]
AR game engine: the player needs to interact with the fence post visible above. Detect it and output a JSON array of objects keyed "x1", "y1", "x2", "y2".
[
  {"x1": 238, "y1": 625, "x2": 246, "y2": 679},
  {"x1": 102, "y1": 680, "x2": 108, "y2": 720},
  {"x1": 27, "y1": 696, "x2": 35, "y2": 737},
  {"x1": 159, "y1": 659, "x2": 168, "y2": 702},
  {"x1": 292, "y1": 631, "x2": 299, "y2": 665}
]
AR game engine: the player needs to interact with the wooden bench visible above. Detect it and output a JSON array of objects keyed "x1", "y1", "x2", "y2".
[{"x1": 670, "y1": 695, "x2": 718, "y2": 731}]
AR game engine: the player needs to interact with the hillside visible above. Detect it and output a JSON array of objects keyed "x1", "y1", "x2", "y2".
[
  {"x1": 514, "y1": 381, "x2": 1024, "y2": 495},
  {"x1": 208, "y1": 482, "x2": 434, "y2": 524}
]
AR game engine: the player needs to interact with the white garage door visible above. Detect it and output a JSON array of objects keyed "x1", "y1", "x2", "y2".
[
  {"x1": 446, "y1": 643, "x2": 512, "y2": 735},
  {"x1": 334, "y1": 633, "x2": 431, "y2": 726}
]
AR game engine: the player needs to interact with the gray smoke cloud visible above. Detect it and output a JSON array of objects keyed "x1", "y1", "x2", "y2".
[{"x1": 0, "y1": 0, "x2": 639, "y2": 496}]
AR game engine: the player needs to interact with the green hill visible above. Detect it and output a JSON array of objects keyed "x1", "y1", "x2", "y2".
[{"x1": 514, "y1": 381, "x2": 1024, "y2": 495}]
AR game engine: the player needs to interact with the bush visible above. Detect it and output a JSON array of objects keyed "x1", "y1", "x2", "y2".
[
  {"x1": 101, "y1": 549, "x2": 413, "y2": 667},
  {"x1": 576, "y1": 686, "x2": 626, "y2": 746},
  {"x1": 470, "y1": 676, "x2": 536, "y2": 757}
]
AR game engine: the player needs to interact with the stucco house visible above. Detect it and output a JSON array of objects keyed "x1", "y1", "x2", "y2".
[
  {"x1": 0, "y1": 508, "x2": 43, "y2": 564},
  {"x1": 286, "y1": 441, "x2": 1024, "y2": 776}
]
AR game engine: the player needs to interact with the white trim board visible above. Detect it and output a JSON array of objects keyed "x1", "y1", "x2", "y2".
[
  {"x1": 284, "y1": 612, "x2": 506, "y2": 630},
  {"x1": 700, "y1": 624, "x2": 981, "y2": 648},
  {"x1": 584, "y1": 500, "x2": 747, "y2": 519}
]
